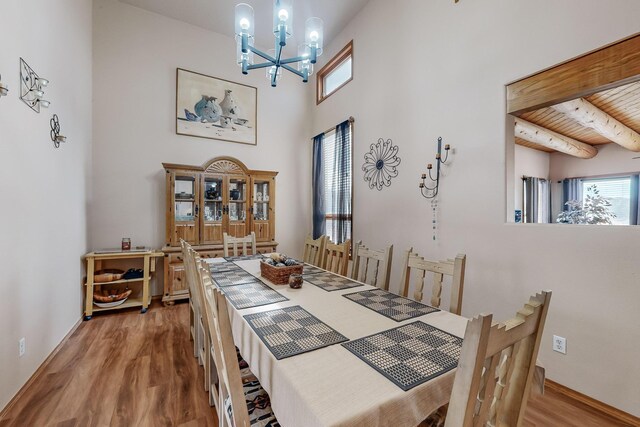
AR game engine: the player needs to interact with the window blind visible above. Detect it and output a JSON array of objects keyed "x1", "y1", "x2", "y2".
[
  {"x1": 582, "y1": 177, "x2": 631, "y2": 225},
  {"x1": 323, "y1": 127, "x2": 352, "y2": 242}
]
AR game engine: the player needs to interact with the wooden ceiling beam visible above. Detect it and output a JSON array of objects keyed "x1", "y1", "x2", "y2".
[
  {"x1": 514, "y1": 118, "x2": 597, "y2": 159},
  {"x1": 507, "y1": 33, "x2": 640, "y2": 115},
  {"x1": 551, "y1": 98, "x2": 640, "y2": 152}
]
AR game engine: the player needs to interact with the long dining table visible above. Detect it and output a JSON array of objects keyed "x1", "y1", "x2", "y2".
[{"x1": 207, "y1": 255, "x2": 474, "y2": 427}]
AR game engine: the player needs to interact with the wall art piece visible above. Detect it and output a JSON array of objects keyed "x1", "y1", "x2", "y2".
[
  {"x1": 362, "y1": 138, "x2": 401, "y2": 190},
  {"x1": 20, "y1": 58, "x2": 50, "y2": 113},
  {"x1": 176, "y1": 68, "x2": 257, "y2": 145}
]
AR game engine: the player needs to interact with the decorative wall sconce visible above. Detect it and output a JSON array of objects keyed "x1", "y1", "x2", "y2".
[
  {"x1": 50, "y1": 114, "x2": 67, "y2": 148},
  {"x1": 0, "y1": 74, "x2": 8, "y2": 97},
  {"x1": 20, "y1": 58, "x2": 50, "y2": 113},
  {"x1": 418, "y1": 137, "x2": 452, "y2": 199}
]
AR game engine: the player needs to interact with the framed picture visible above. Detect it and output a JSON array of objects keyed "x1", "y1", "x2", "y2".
[{"x1": 176, "y1": 68, "x2": 257, "y2": 145}]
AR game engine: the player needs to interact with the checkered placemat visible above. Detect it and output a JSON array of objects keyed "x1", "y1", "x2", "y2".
[
  {"x1": 213, "y1": 269, "x2": 260, "y2": 287},
  {"x1": 302, "y1": 263, "x2": 327, "y2": 277},
  {"x1": 223, "y1": 281, "x2": 288, "y2": 310},
  {"x1": 210, "y1": 261, "x2": 242, "y2": 274},
  {"x1": 343, "y1": 289, "x2": 439, "y2": 322},
  {"x1": 243, "y1": 306, "x2": 348, "y2": 360},
  {"x1": 342, "y1": 321, "x2": 462, "y2": 391},
  {"x1": 305, "y1": 271, "x2": 364, "y2": 292},
  {"x1": 224, "y1": 254, "x2": 266, "y2": 262}
]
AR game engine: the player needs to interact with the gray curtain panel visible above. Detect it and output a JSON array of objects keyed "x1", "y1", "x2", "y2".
[
  {"x1": 312, "y1": 133, "x2": 326, "y2": 239},
  {"x1": 330, "y1": 120, "x2": 352, "y2": 243},
  {"x1": 524, "y1": 177, "x2": 551, "y2": 223},
  {"x1": 562, "y1": 178, "x2": 583, "y2": 208},
  {"x1": 631, "y1": 175, "x2": 640, "y2": 226}
]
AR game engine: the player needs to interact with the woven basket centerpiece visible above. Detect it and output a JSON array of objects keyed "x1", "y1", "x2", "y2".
[{"x1": 260, "y1": 253, "x2": 303, "y2": 285}]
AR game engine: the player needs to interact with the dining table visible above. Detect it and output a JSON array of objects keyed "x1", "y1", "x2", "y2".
[{"x1": 206, "y1": 256, "x2": 541, "y2": 427}]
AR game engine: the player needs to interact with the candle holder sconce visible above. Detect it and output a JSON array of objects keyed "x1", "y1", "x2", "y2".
[
  {"x1": 20, "y1": 58, "x2": 50, "y2": 113},
  {"x1": 419, "y1": 137, "x2": 452, "y2": 199},
  {"x1": 0, "y1": 74, "x2": 8, "y2": 98},
  {"x1": 50, "y1": 114, "x2": 67, "y2": 148}
]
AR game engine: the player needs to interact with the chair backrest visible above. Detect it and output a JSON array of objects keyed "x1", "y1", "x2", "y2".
[
  {"x1": 203, "y1": 285, "x2": 252, "y2": 427},
  {"x1": 302, "y1": 234, "x2": 327, "y2": 266},
  {"x1": 445, "y1": 291, "x2": 551, "y2": 427},
  {"x1": 181, "y1": 240, "x2": 202, "y2": 314},
  {"x1": 400, "y1": 248, "x2": 467, "y2": 315},
  {"x1": 322, "y1": 238, "x2": 351, "y2": 276},
  {"x1": 196, "y1": 259, "x2": 222, "y2": 410},
  {"x1": 223, "y1": 232, "x2": 257, "y2": 257},
  {"x1": 351, "y1": 240, "x2": 393, "y2": 290}
]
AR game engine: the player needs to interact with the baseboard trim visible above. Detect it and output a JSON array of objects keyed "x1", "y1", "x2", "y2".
[
  {"x1": 0, "y1": 317, "x2": 83, "y2": 420},
  {"x1": 545, "y1": 379, "x2": 640, "y2": 426}
]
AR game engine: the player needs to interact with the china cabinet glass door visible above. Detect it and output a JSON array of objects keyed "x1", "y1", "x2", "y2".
[
  {"x1": 200, "y1": 175, "x2": 224, "y2": 244},
  {"x1": 252, "y1": 177, "x2": 273, "y2": 241},
  {"x1": 227, "y1": 176, "x2": 248, "y2": 237},
  {"x1": 173, "y1": 173, "x2": 199, "y2": 244}
]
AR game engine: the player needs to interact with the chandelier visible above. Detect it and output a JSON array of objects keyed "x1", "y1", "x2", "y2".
[{"x1": 235, "y1": 1, "x2": 324, "y2": 87}]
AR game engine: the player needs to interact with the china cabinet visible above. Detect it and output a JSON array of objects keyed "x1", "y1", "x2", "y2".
[{"x1": 162, "y1": 156, "x2": 278, "y2": 305}]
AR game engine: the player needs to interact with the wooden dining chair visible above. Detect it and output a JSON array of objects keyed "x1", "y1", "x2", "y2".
[
  {"x1": 197, "y1": 260, "x2": 255, "y2": 410},
  {"x1": 223, "y1": 231, "x2": 257, "y2": 257},
  {"x1": 181, "y1": 240, "x2": 204, "y2": 363},
  {"x1": 205, "y1": 287, "x2": 279, "y2": 427},
  {"x1": 322, "y1": 238, "x2": 351, "y2": 277},
  {"x1": 302, "y1": 234, "x2": 327, "y2": 266},
  {"x1": 443, "y1": 291, "x2": 552, "y2": 427},
  {"x1": 351, "y1": 241, "x2": 393, "y2": 290},
  {"x1": 400, "y1": 248, "x2": 467, "y2": 315}
]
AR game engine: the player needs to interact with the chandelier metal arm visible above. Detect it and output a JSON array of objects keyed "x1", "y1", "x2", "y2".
[{"x1": 281, "y1": 64, "x2": 304, "y2": 78}]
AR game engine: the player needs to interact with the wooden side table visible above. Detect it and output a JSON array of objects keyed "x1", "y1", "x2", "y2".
[{"x1": 84, "y1": 250, "x2": 164, "y2": 320}]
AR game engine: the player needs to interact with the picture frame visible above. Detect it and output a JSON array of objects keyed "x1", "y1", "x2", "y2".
[{"x1": 176, "y1": 68, "x2": 257, "y2": 145}]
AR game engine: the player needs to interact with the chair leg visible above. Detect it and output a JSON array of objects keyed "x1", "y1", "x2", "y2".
[{"x1": 203, "y1": 333, "x2": 210, "y2": 392}]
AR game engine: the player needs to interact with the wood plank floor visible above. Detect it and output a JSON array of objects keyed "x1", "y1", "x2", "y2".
[{"x1": 0, "y1": 301, "x2": 633, "y2": 427}]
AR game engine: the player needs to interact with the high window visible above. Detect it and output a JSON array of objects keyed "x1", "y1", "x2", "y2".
[{"x1": 316, "y1": 41, "x2": 353, "y2": 104}]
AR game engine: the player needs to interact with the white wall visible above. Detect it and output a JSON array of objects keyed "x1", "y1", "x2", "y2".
[
  {"x1": 92, "y1": 0, "x2": 312, "y2": 295},
  {"x1": 514, "y1": 145, "x2": 550, "y2": 213},
  {"x1": 550, "y1": 142, "x2": 640, "y2": 181},
  {"x1": 0, "y1": 0, "x2": 92, "y2": 410},
  {"x1": 310, "y1": 0, "x2": 640, "y2": 415}
]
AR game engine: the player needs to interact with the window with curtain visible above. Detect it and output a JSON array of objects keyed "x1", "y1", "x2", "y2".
[
  {"x1": 581, "y1": 176, "x2": 633, "y2": 225},
  {"x1": 523, "y1": 177, "x2": 551, "y2": 223},
  {"x1": 312, "y1": 121, "x2": 352, "y2": 243}
]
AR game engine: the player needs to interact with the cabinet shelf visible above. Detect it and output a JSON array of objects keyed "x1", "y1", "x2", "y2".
[
  {"x1": 92, "y1": 296, "x2": 152, "y2": 312},
  {"x1": 84, "y1": 276, "x2": 149, "y2": 286}
]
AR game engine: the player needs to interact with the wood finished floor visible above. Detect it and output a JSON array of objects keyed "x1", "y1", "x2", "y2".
[{"x1": 0, "y1": 301, "x2": 633, "y2": 427}]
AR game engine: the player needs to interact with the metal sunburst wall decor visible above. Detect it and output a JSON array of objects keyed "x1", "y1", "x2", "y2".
[{"x1": 362, "y1": 138, "x2": 401, "y2": 190}]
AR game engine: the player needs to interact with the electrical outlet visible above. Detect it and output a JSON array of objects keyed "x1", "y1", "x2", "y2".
[
  {"x1": 553, "y1": 335, "x2": 566, "y2": 354},
  {"x1": 19, "y1": 338, "x2": 26, "y2": 357}
]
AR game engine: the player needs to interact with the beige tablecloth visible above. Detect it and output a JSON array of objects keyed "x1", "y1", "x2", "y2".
[{"x1": 215, "y1": 259, "x2": 469, "y2": 427}]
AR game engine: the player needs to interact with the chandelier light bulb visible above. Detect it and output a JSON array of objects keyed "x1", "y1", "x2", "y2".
[
  {"x1": 32, "y1": 89, "x2": 44, "y2": 98},
  {"x1": 239, "y1": 17, "x2": 250, "y2": 30},
  {"x1": 37, "y1": 78, "x2": 49, "y2": 87},
  {"x1": 309, "y1": 30, "x2": 319, "y2": 42},
  {"x1": 278, "y1": 8, "x2": 289, "y2": 21},
  {"x1": 39, "y1": 99, "x2": 51, "y2": 108}
]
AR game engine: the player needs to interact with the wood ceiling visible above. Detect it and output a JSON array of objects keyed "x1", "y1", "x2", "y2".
[{"x1": 515, "y1": 81, "x2": 640, "y2": 154}]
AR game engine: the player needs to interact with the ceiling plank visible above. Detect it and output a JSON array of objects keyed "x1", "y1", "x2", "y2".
[
  {"x1": 551, "y1": 98, "x2": 640, "y2": 152},
  {"x1": 514, "y1": 118, "x2": 597, "y2": 159},
  {"x1": 507, "y1": 33, "x2": 640, "y2": 115}
]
